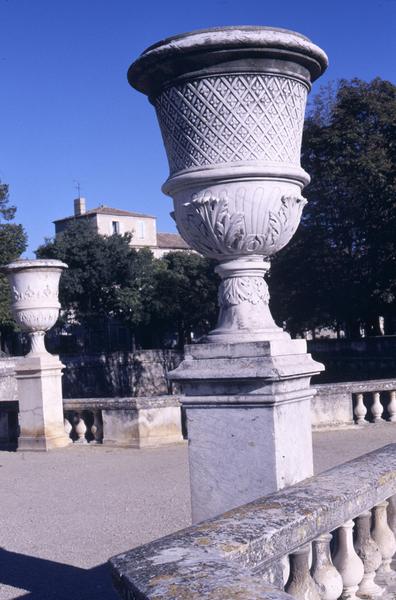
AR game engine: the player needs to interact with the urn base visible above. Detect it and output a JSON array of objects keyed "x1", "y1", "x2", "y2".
[{"x1": 205, "y1": 257, "x2": 288, "y2": 344}]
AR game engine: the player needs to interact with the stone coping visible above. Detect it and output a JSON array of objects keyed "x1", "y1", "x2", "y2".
[
  {"x1": 63, "y1": 396, "x2": 181, "y2": 411},
  {"x1": 110, "y1": 444, "x2": 396, "y2": 599},
  {"x1": 316, "y1": 379, "x2": 396, "y2": 394}
]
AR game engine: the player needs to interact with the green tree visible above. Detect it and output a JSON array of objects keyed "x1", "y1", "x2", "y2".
[
  {"x1": 0, "y1": 182, "x2": 27, "y2": 345},
  {"x1": 148, "y1": 252, "x2": 219, "y2": 348},
  {"x1": 270, "y1": 78, "x2": 396, "y2": 338}
]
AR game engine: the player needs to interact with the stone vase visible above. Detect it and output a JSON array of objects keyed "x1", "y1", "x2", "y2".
[
  {"x1": 3, "y1": 259, "x2": 70, "y2": 450},
  {"x1": 128, "y1": 26, "x2": 328, "y2": 343},
  {"x1": 4, "y1": 259, "x2": 67, "y2": 356}
]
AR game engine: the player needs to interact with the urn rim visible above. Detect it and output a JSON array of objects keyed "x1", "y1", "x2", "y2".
[
  {"x1": 3, "y1": 259, "x2": 68, "y2": 273},
  {"x1": 128, "y1": 25, "x2": 328, "y2": 97}
]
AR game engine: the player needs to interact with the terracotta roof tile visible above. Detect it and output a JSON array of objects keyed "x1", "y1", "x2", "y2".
[
  {"x1": 54, "y1": 205, "x2": 155, "y2": 223},
  {"x1": 156, "y1": 232, "x2": 190, "y2": 249}
]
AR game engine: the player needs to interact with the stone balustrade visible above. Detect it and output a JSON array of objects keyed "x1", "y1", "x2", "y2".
[
  {"x1": 2, "y1": 377, "x2": 396, "y2": 448},
  {"x1": 64, "y1": 407, "x2": 103, "y2": 444},
  {"x1": 312, "y1": 379, "x2": 396, "y2": 429},
  {"x1": 110, "y1": 444, "x2": 396, "y2": 600},
  {"x1": 63, "y1": 397, "x2": 183, "y2": 448}
]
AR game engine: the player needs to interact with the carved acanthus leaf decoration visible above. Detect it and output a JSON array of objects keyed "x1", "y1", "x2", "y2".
[
  {"x1": 219, "y1": 277, "x2": 270, "y2": 308},
  {"x1": 179, "y1": 193, "x2": 246, "y2": 257},
  {"x1": 178, "y1": 191, "x2": 307, "y2": 259},
  {"x1": 266, "y1": 195, "x2": 307, "y2": 251}
]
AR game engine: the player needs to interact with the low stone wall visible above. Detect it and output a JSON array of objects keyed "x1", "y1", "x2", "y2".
[
  {"x1": 63, "y1": 396, "x2": 184, "y2": 448},
  {"x1": 61, "y1": 350, "x2": 183, "y2": 398}
]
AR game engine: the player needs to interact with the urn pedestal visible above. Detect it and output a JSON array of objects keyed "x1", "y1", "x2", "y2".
[
  {"x1": 4, "y1": 259, "x2": 71, "y2": 451},
  {"x1": 128, "y1": 26, "x2": 327, "y2": 521},
  {"x1": 171, "y1": 339, "x2": 320, "y2": 522}
]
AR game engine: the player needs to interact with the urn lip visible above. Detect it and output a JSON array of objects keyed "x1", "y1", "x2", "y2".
[
  {"x1": 3, "y1": 259, "x2": 68, "y2": 272},
  {"x1": 128, "y1": 25, "x2": 328, "y2": 96}
]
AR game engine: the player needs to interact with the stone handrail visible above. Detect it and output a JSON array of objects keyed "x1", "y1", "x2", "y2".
[{"x1": 110, "y1": 444, "x2": 396, "y2": 599}]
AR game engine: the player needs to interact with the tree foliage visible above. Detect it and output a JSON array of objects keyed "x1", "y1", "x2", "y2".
[
  {"x1": 0, "y1": 182, "x2": 27, "y2": 333},
  {"x1": 148, "y1": 251, "x2": 218, "y2": 347},
  {"x1": 270, "y1": 78, "x2": 396, "y2": 337}
]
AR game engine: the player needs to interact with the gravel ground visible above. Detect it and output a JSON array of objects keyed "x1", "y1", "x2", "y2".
[
  {"x1": 1, "y1": 424, "x2": 396, "y2": 599},
  {"x1": 0, "y1": 443, "x2": 191, "y2": 599}
]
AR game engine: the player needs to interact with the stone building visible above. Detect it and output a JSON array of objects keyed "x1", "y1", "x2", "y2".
[{"x1": 53, "y1": 197, "x2": 190, "y2": 258}]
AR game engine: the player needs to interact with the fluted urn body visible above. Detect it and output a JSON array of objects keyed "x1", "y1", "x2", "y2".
[
  {"x1": 128, "y1": 27, "x2": 328, "y2": 342},
  {"x1": 4, "y1": 259, "x2": 67, "y2": 356}
]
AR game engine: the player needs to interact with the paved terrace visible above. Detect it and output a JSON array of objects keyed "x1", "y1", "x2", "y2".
[{"x1": 1, "y1": 424, "x2": 396, "y2": 599}]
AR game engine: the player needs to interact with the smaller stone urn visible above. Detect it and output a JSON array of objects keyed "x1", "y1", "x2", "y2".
[
  {"x1": 3, "y1": 259, "x2": 70, "y2": 451},
  {"x1": 4, "y1": 259, "x2": 67, "y2": 356}
]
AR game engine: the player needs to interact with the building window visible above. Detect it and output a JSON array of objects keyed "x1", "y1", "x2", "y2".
[
  {"x1": 138, "y1": 221, "x2": 145, "y2": 239},
  {"x1": 112, "y1": 221, "x2": 120, "y2": 234}
]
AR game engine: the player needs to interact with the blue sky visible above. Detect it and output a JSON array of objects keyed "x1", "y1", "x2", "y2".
[{"x1": 1, "y1": 0, "x2": 395, "y2": 256}]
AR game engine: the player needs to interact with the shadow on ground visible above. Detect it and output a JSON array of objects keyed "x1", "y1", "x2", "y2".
[{"x1": 0, "y1": 548, "x2": 118, "y2": 599}]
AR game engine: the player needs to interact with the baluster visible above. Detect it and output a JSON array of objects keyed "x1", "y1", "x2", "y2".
[
  {"x1": 371, "y1": 501, "x2": 396, "y2": 574},
  {"x1": 354, "y1": 511, "x2": 383, "y2": 597},
  {"x1": 311, "y1": 533, "x2": 343, "y2": 600},
  {"x1": 354, "y1": 394, "x2": 368, "y2": 425},
  {"x1": 74, "y1": 412, "x2": 88, "y2": 444},
  {"x1": 281, "y1": 555, "x2": 290, "y2": 586},
  {"x1": 333, "y1": 520, "x2": 364, "y2": 600},
  {"x1": 285, "y1": 544, "x2": 320, "y2": 600},
  {"x1": 371, "y1": 392, "x2": 383, "y2": 423},
  {"x1": 64, "y1": 416, "x2": 73, "y2": 440},
  {"x1": 388, "y1": 391, "x2": 396, "y2": 422},
  {"x1": 91, "y1": 410, "x2": 103, "y2": 444},
  {"x1": 387, "y1": 495, "x2": 396, "y2": 536}
]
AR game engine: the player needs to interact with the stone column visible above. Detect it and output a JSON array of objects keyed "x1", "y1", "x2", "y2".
[
  {"x1": 128, "y1": 26, "x2": 328, "y2": 522},
  {"x1": 4, "y1": 259, "x2": 71, "y2": 451}
]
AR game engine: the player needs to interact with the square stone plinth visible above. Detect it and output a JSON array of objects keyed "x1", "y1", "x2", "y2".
[
  {"x1": 15, "y1": 354, "x2": 71, "y2": 451},
  {"x1": 169, "y1": 339, "x2": 324, "y2": 522}
]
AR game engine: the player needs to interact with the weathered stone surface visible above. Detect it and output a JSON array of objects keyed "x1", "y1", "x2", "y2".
[
  {"x1": 0, "y1": 357, "x2": 19, "y2": 401},
  {"x1": 15, "y1": 354, "x2": 71, "y2": 451},
  {"x1": 110, "y1": 444, "x2": 396, "y2": 600},
  {"x1": 186, "y1": 397, "x2": 313, "y2": 522},
  {"x1": 311, "y1": 385, "x2": 354, "y2": 429},
  {"x1": 61, "y1": 350, "x2": 182, "y2": 398},
  {"x1": 169, "y1": 339, "x2": 322, "y2": 522}
]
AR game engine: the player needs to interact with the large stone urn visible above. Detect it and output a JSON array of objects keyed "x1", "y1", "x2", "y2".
[
  {"x1": 128, "y1": 26, "x2": 328, "y2": 343},
  {"x1": 128, "y1": 27, "x2": 328, "y2": 522},
  {"x1": 3, "y1": 259, "x2": 70, "y2": 451}
]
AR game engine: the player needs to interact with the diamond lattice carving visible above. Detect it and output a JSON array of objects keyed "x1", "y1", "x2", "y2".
[{"x1": 155, "y1": 74, "x2": 308, "y2": 174}]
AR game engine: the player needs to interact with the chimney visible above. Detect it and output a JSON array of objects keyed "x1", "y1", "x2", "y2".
[{"x1": 74, "y1": 197, "x2": 86, "y2": 216}]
